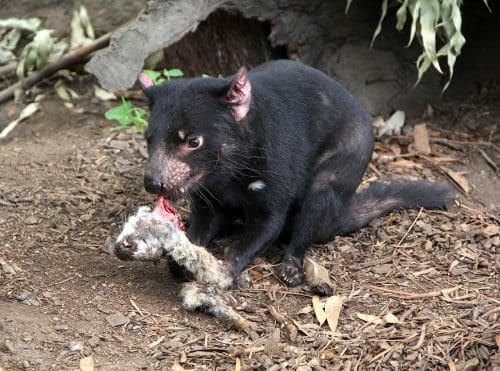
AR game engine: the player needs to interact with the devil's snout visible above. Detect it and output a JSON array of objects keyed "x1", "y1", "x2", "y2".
[
  {"x1": 144, "y1": 174, "x2": 163, "y2": 194},
  {"x1": 144, "y1": 152, "x2": 192, "y2": 197}
]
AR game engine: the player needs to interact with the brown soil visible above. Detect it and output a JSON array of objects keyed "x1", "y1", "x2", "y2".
[{"x1": 0, "y1": 76, "x2": 498, "y2": 370}]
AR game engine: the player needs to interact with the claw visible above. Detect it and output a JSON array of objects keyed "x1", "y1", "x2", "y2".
[{"x1": 277, "y1": 255, "x2": 305, "y2": 287}]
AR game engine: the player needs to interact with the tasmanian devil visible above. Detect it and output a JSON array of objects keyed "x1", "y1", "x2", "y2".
[{"x1": 137, "y1": 60, "x2": 452, "y2": 287}]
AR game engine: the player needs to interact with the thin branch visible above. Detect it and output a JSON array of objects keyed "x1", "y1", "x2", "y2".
[{"x1": 0, "y1": 62, "x2": 16, "y2": 77}]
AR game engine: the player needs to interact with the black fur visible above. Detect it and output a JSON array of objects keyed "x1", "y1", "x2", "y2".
[{"x1": 141, "y1": 60, "x2": 453, "y2": 286}]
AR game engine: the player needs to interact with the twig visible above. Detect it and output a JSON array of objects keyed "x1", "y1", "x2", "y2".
[
  {"x1": 0, "y1": 32, "x2": 111, "y2": 104},
  {"x1": 368, "y1": 163, "x2": 382, "y2": 177},
  {"x1": 369, "y1": 332, "x2": 418, "y2": 364},
  {"x1": 46, "y1": 275, "x2": 76, "y2": 287},
  {"x1": 395, "y1": 207, "x2": 423, "y2": 248},
  {"x1": 477, "y1": 147, "x2": 498, "y2": 171},
  {"x1": 130, "y1": 299, "x2": 145, "y2": 317},
  {"x1": 148, "y1": 335, "x2": 165, "y2": 348},
  {"x1": 369, "y1": 285, "x2": 443, "y2": 299}
]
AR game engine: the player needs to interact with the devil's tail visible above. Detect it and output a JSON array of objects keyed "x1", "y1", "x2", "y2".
[{"x1": 340, "y1": 180, "x2": 454, "y2": 235}]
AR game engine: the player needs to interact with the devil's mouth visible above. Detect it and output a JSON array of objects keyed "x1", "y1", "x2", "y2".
[{"x1": 153, "y1": 195, "x2": 185, "y2": 231}]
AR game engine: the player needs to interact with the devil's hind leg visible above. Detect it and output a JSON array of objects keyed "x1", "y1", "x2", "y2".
[{"x1": 278, "y1": 150, "x2": 368, "y2": 286}]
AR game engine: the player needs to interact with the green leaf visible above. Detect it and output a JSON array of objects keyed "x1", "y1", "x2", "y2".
[
  {"x1": 396, "y1": 0, "x2": 409, "y2": 31},
  {"x1": 415, "y1": 52, "x2": 432, "y2": 86},
  {"x1": 104, "y1": 98, "x2": 133, "y2": 127},
  {"x1": 419, "y1": 0, "x2": 442, "y2": 73},
  {"x1": 163, "y1": 68, "x2": 184, "y2": 78},
  {"x1": 407, "y1": 0, "x2": 422, "y2": 47},
  {"x1": 370, "y1": 0, "x2": 388, "y2": 48}
]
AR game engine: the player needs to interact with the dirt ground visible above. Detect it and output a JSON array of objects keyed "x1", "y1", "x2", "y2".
[{"x1": 0, "y1": 75, "x2": 499, "y2": 370}]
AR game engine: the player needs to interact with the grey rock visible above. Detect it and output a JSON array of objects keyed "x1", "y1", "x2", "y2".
[{"x1": 24, "y1": 216, "x2": 39, "y2": 225}]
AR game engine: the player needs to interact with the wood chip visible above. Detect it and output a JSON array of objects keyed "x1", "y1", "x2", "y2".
[
  {"x1": 383, "y1": 312, "x2": 401, "y2": 324},
  {"x1": 356, "y1": 312, "x2": 383, "y2": 325},
  {"x1": 442, "y1": 167, "x2": 471, "y2": 194},
  {"x1": 304, "y1": 258, "x2": 333, "y2": 296},
  {"x1": 388, "y1": 159, "x2": 423, "y2": 169},
  {"x1": 105, "y1": 313, "x2": 128, "y2": 327},
  {"x1": 413, "y1": 123, "x2": 431, "y2": 154}
]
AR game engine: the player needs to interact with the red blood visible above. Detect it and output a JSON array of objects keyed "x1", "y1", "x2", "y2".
[{"x1": 153, "y1": 195, "x2": 186, "y2": 231}]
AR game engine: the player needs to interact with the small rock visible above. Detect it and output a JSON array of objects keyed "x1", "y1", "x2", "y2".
[
  {"x1": 1, "y1": 340, "x2": 15, "y2": 354},
  {"x1": 336, "y1": 244, "x2": 352, "y2": 253},
  {"x1": 0, "y1": 218, "x2": 6, "y2": 225},
  {"x1": 97, "y1": 305, "x2": 112, "y2": 314},
  {"x1": 105, "y1": 313, "x2": 128, "y2": 327},
  {"x1": 53, "y1": 324, "x2": 69, "y2": 331},
  {"x1": 343, "y1": 324, "x2": 354, "y2": 332},
  {"x1": 450, "y1": 266, "x2": 469, "y2": 276},
  {"x1": 69, "y1": 342, "x2": 82, "y2": 352},
  {"x1": 16, "y1": 291, "x2": 36, "y2": 302},
  {"x1": 371, "y1": 264, "x2": 392, "y2": 275},
  {"x1": 24, "y1": 216, "x2": 39, "y2": 225},
  {"x1": 0, "y1": 258, "x2": 16, "y2": 275}
]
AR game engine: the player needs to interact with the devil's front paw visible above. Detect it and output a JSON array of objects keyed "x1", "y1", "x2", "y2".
[{"x1": 278, "y1": 255, "x2": 305, "y2": 287}]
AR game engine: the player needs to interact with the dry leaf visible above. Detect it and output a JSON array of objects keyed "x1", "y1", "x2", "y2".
[
  {"x1": 442, "y1": 167, "x2": 471, "y2": 194},
  {"x1": 383, "y1": 312, "x2": 401, "y2": 324},
  {"x1": 325, "y1": 296, "x2": 344, "y2": 332},
  {"x1": 413, "y1": 123, "x2": 431, "y2": 154},
  {"x1": 312, "y1": 296, "x2": 327, "y2": 326},
  {"x1": 79, "y1": 355, "x2": 94, "y2": 371},
  {"x1": 356, "y1": 312, "x2": 383, "y2": 325},
  {"x1": 94, "y1": 84, "x2": 117, "y2": 101}
]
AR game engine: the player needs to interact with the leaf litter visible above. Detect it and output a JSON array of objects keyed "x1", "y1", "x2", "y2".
[{"x1": 0, "y1": 81, "x2": 498, "y2": 369}]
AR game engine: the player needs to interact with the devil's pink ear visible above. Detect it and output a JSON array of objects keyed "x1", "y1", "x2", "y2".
[
  {"x1": 137, "y1": 72, "x2": 155, "y2": 90},
  {"x1": 225, "y1": 67, "x2": 251, "y2": 121}
]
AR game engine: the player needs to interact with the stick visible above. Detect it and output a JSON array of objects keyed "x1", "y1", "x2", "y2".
[
  {"x1": 0, "y1": 32, "x2": 111, "y2": 104},
  {"x1": 369, "y1": 285, "x2": 443, "y2": 299},
  {"x1": 0, "y1": 62, "x2": 16, "y2": 77},
  {"x1": 396, "y1": 207, "x2": 423, "y2": 248}
]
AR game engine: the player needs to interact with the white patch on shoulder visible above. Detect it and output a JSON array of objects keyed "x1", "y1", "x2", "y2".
[
  {"x1": 178, "y1": 130, "x2": 186, "y2": 140},
  {"x1": 248, "y1": 180, "x2": 266, "y2": 191}
]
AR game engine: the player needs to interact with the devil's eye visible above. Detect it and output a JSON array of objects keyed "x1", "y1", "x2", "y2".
[{"x1": 187, "y1": 136, "x2": 202, "y2": 149}]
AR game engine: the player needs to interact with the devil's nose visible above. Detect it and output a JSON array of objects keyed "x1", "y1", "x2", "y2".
[{"x1": 144, "y1": 174, "x2": 163, "y2": 194}]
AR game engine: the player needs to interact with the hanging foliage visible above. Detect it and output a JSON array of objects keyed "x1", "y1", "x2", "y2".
[{"x1": 347, "y1": 0, "x2": 491, "y2": 91}]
